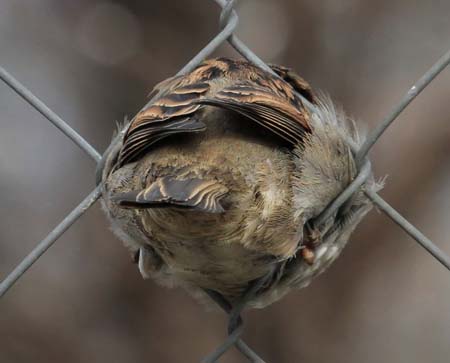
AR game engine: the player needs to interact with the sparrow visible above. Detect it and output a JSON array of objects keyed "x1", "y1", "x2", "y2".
[{"x1": 100, "y1": 57, "x2": 378, "y2": 308}]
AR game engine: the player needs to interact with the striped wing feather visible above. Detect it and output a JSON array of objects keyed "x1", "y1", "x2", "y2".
[
  {"x1": 117, "y1": 58, "x2": 313, "y2": 168},
  {"x1": 195, "y1": 83, "x2": 309, "y2": 145}
]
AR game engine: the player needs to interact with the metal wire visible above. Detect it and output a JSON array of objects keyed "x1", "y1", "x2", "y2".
[
  {"x1": 1, "y1": 0, "x2": 450, "y2": 362},
  {"x1": 0, "y1": 67, "x2": 101, "y2": 163},
  {"x1": 204, "y1": 289, "x2": 267, "y2": 363},
  {"x1": 356, "y1": 48, "x2": 450, "y2": 166},
  {"x1": 312, "y1": 160, "x2": 372, "y2": 228},
  {"x1": 366, "y1": 190, "x2": 450, "y2": 271},
  {"x1": 0, "y1": 186, "x2": 101, "y2": 297}
]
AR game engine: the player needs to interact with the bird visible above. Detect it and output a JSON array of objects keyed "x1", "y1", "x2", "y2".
[{"x1": 99, "y1": 57, "x2": 379, "y2": 308}]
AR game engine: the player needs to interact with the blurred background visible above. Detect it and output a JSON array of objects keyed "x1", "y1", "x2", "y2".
[{"x1": 1, "y1": 0, "x2": 450, "y2": 362}]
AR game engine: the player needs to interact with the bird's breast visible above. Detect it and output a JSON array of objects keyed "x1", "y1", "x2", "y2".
[{"x1": 121, "y1": 133, "x2": 301, "y2": 297}]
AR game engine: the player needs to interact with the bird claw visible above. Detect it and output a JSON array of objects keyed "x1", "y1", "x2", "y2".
[{"x1": 305, "y1": 222, "x2": 322, "y2": 245}]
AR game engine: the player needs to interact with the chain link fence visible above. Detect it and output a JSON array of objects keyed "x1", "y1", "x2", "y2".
[{"x1": 1, "y1": 0, "x2": 450, "y2": 362}]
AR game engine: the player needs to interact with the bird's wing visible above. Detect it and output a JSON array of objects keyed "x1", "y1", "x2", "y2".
[
  {"x1": 195, "y1": 81, "x2": 310, "y2": 146},
  {"x1": 269, "y1": 63, "x2": 316, "y2": 104},
  {"x1": 118, "y1": 82, "x2": 210, "y2": 167},
  {"x1": 117, "y1": 58, "x2": 314, "y2": 167},
  {"x1": 112, "y1": 176, "x2": 228, "y2": 214}
]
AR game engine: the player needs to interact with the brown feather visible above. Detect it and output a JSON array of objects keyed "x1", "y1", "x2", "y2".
[
  {"x1": 113, "y1": 176, "x2": 228, "y2": 214},
  {"x1": 117, "y1": 58, "x2": 315, "y2": 168},
  {"x1": 269, "y1": 63, "x2": 316, "y2": 103}
]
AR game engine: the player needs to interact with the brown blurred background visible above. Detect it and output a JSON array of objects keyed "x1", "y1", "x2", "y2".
[{"x1": 1, "y1": 0, "x2": 450, "y2": 362}]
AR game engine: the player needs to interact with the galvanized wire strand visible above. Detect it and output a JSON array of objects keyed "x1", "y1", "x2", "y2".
[
  {"x1": 176, "y1": 3, "x2": 238, "y2": 78},
  {"x1": 203, "y1": 289, "x2": 267, "y2": 363},
  {"x1": 366, "y1": 190, "x2": 450, "y2": 271},
  {"x1": 227, "y1": 268, "x2": 276, "y2": 335},
  {"x1": 213, "y1": 0, "x2": 317, "y2": 114},
  {"x1": 219, "y1": 0, "x2": 236, "y2": 28},
  {"x1": 147, "y1": 0, "x2": 238, "y2": 109},
  {"x1": 312, "y1": 160, "x2": 372, "y2": 228},
  {"x1": 0, "y1": 66, "x2": 101, "y2": 163},
  {"x1": 204, "y1": 270, "x2": 276, "y2": 362},
  {"x1": 202, "y1": 323, "x2": 245, "y2": 363},
  {"x1": 356, "y1": 48, "x2": 450, "y2": 166},
  {"x1": 0, "y1": 186, "x2": 102, "y2": 297},
  {"x1": 206, "y1": 269, "x2": 279, "y2": 362}
]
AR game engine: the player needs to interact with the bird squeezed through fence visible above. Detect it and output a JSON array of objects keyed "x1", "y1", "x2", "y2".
[{"x1": 1, "y1": 1, "x2": 450, "y2": 362}]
